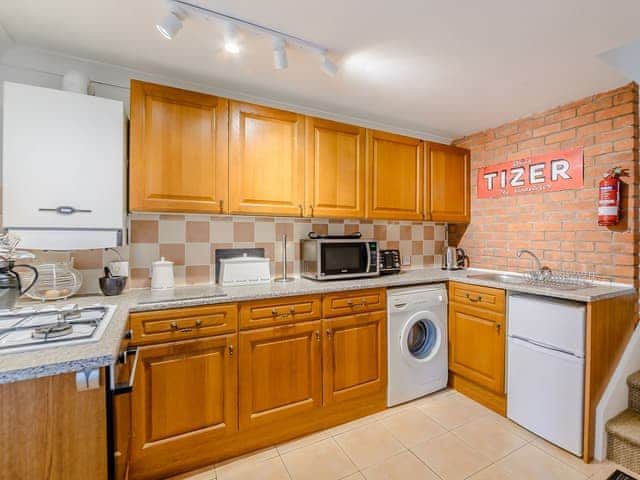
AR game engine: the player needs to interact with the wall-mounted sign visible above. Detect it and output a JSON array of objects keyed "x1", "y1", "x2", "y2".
[{"x1": 477, "y1": 148, "x2": 583, "y2": 199}]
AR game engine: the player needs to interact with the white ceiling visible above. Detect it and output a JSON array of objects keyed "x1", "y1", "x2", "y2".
[{"x1": 0, "y1": 0, "x2": 639, "y2": 139}]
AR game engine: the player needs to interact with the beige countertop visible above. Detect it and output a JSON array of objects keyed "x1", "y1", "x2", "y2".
[{"x1": 0, "y1": 267, "x2": 635, "y2": 384}]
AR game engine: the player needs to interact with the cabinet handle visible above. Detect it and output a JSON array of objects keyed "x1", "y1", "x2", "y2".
[
  {"x1": 315, "y1": 331, "x2": 320, "y2": 342},
  {"x1": 228, "y1": 345, "x2": 234, "y2": 357},
  {"x1": 326, "y1": 329, "x2": 331, "y2": 338},
  {"x1": 195, "y1": 319, "x2": 202, "y2": 328},
  {"x1": 496, "y1": 324, "x2": 501, "y2": 334},
  {"x1": 465, "y1": 293, "x2": 482, "y2": 302},
  {"x1": 347, "y1": 300, "x2": 354, "y2": 307},
  {"x1": 310, "y1": 205, "x2": 314, "y2": 217},
  {"x1": 289, "y1": 306, "x2": 296, "y2": 314},
  {"x1": 219, "y1": 200, "x2": 224, "y2": 213},
  {"x1": 170, "y1": 321, "x2": 178, "y2": 330},
  {"x1": 298, "y1": 204, "x2": 303, "y2": 216},
  {"x1": 271, "y1": 308, "x2": 278, "y2": 316}
]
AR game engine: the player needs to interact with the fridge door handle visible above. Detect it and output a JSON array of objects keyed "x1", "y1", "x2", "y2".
[{"x1": 509, "y1": 335, "x2": 581, "y2": 358}]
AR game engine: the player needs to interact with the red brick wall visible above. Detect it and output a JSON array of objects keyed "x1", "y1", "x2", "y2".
[{"x1": 449, "y1": 83, "x2": 639, "y2": 285}]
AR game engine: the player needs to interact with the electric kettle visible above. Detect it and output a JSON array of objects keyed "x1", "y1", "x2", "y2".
[
  {"x1": 0, "y1": 260, "x2": 39, "y2": 309},
  {"x1": 443, "y1": 247, "x2": 468, "y2": 271}
]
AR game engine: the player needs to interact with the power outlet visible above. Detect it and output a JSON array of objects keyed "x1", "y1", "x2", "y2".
[{"x1": 402, "y1": 255, "x2": 411, "y2": 266}]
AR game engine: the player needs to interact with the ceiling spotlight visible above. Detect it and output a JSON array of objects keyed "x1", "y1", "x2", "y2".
[
  {"x1": 273, "y1": 37, "x2": 288, "y2": 70},
  {"x1": 321, "y1": 55, "x2": 338, "y2": 76},
  {"x1": 224, "y1": 22, "x2": 240, "y2": 54},
  {"x1": 156, "y1": 5, "x2": 185, "y2": 40}
]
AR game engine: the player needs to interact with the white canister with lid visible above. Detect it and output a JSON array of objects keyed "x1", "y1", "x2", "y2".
[{"x1": 151, "y1": 257, "x2": 175, "y2": 290}]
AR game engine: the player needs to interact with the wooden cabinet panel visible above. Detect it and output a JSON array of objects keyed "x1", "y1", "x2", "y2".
[
  {"x1": 448, "y1": 302, "x2": 505, "y2": 394},
  {"x1": 229, "y1": 101, "x2": 305, "y2": 216},
  {"x1": 305, "y1": 117, "x2": 366, "y2": 218},
  {"x1": 366, "y1": 130, "x2": 424, "y2": 220},
  {"x1": 0, "y1": 371, "x2": 107, "y2": 480},
  {"x1": 130, "y1": 335, "x2": 237, "y2": 470},
  {"x1": 323, "y1": 311, "x2": 387, "y2": 404},
  {"x1": 239, "y1": 295, "x2": 321, "y2": 330},
  {"x1": 322, "y1": 288, "x2": 386, "y2": 318},
  {"x1": 130, "y1": 304, "x2": 237, "y2": 345},
  {"x1": 130, "y1": 80, "x2": 229, "y2": 213},
  {"x1": 238, "y1": 321, "x2": 322, "y2": 429},
  {"x1": 449, "y1": 282, "x2": 505, "y2": 313},
  {"x1": 427, "y1": 143, "x2": 470, "y2": 223}
]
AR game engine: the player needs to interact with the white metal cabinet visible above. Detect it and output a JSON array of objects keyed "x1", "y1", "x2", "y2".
[{"x1": 2, "y1": 81, "x2": 126, "y2": 249}]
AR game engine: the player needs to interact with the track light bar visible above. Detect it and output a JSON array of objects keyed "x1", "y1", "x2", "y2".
[{"x1": 159, "y1": 0, "x2": 337, "y2": 75}]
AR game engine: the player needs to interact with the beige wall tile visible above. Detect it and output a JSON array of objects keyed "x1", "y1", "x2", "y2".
[
  {"x1": 186, "y1": 221, "x2": 210, "y2": 243},
  {"x1": 159, "y1": 244, "x2": 185, "y2": 266},
  {"x1": 72, "y1": 249, "x2": 103, "y2": 270},
  {"x1": 254, "y1": 221, "x2": 276, "y2": 243},
  {"x1": 185, "y1": 243, "x2": 211, "y2": 266},
  {"x1": 233, "y1": 222, "x2": 255, "y2": 242},
  {"x1": 211, "y1": 221, "x2": 233, "y2": 243},
  {"x1": 186, "y1": 265, "x2": 211, "y2": 285},
  {"x1": 400, "y1": 225, "x2": 412, "y2": 240},
  {"x1": 130, "y1": 220, "x2": 158, "y2": 243},
  {"x1": 159, "y1": 219, "x2": 186, "y2": 243}
]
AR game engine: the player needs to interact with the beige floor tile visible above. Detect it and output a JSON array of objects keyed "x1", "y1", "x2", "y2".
[
  {"x1": 495, "y1": 444, "x2": 587, "y2": 480},
  {"x1": 531, "y1": 438, "x2": 605, "y2": 476},
  {"x1": 411, "y1": 432, "x2": 492, "y2": 480},
  {"x1": 361, "y1": 451, "x2": 440, "y2": 480},
  {"x1": 334, "y1": 422, "x2": 406, "y2": 469},
  {"x1": 379, "y1": 407, "x2": 447, "y2": 448},
  {"x1": 408, "y1": 388, "x2": 456, "y2": 409},
  {"x1": 215, "y1": 456, "x2": 290, "y2": 480},
  {"x1": 281, "y1": 437, "x2": 357, "y2": 480},
  {"x1": 215, "y1": 447, "x2": 279, "y2": 474},
  {"x1": 487, "y1": 411, "x2": 538, "y2": 442},
  {"x1": 164, "y1": 464, "x2": 216, "y2": 480},
  {"x1": 276, "y1": 429, "x2": 332, "y2": 454},
  {"x1": 453, "y1": 415, "x2": 528, "y2": 461},
  {"x1": 467, "y1": 463, "x2": 513, "y2": 480},
  {"x1": 417, "y1": 392, "x2": 491, "y2": 430},
  {"x1": 588, "y1": 460, "x2": 638, "y2": 479},
  {"x1": 328, "y1": 413, "x2": 379, "y2": 436},
  {"x1": 341, "y1": 474, "x2": 366, "y2": 480}
]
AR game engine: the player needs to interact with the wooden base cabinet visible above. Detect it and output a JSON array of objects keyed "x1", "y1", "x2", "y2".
[
  {"x1": 130, "y1": 335, "x2": 237, "y2": 477},
  {"x1": 238, "y1": 320, "x2": 322, "y2": 429},
  {"x1": 323, "y1": 311, "x2": 387, "y2": 405},
  {"x1": 448, "y1": 282, "x2": 506, "y2": 414}
]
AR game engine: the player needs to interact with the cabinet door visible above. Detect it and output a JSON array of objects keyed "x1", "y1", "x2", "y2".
[
  {"x1": 366, "y1": 130, "x2": 424, "y2": 220},
  {"x1": 238, "y1": 320, "x2": 322, "y2": 429},
  {"x1": 229, "y1": 101, "x2": 305, "y2": 216},
  {"x1": 323, "y1": 311, "x2": 387, "y2": 405},
  {"x1": 305, "y1": 117, "x2": 366, "y2": 218},
  {"x1": 427, "y1": 143, "x2": 470, "y2": 222},
  {"x1": 129, "y1": 80, "x2": 229, "y2": 214},
  {"x1": 130, "y1": 335, "x2": 237, "y2": 470},
  {"x1": 448, "y1": 302, "x2": 505, "y2": 394}
]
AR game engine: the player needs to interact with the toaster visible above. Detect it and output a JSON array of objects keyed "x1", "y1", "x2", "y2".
[{"x1": 379, "y1": 249, "x2": 401, "y2": 274}]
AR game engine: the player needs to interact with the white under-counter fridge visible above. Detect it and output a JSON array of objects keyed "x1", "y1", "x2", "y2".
[{"x1": 507, "y1": 293, "x2": 586, "y2": 457}]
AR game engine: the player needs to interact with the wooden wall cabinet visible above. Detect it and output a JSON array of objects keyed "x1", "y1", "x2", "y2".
[
  {"x1": 305, "y1": 117, "x2": 366, "y2": 218},
  {"x1": 427, "y1": 143, "x2": 470, "y2": 223},
  {"x1": 448, "y1": 282, "x2": 506, "y2": 414},
  {"x1": 366, "y1": 130, "x2": 425, "y2": 220},
  {"x1": 323, "y1": 311, "x2": 387, "y2": 405},
  {"x1": 238, "y1": 320, "x2": 322, "y2": 429},
  {"x1": 129, "y1": 80, "x2": 229, "y2": 214},
  {"x1": 130, "y1": 335, "x2": 237, "y2": 476},
  {"x1": 229, "y1": 101, "x2": 305, "y2": 216}
]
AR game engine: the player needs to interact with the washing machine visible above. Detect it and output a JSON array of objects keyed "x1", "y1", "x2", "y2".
[{"x1": 387, "y1": 284, "x2": 448, "y2": 407}]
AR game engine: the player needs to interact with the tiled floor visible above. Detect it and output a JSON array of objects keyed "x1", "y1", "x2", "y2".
[{"x1": 166, "y1": 390, "x2": 636, "y2": 480}]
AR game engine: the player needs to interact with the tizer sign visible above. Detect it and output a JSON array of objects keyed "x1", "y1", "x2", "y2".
[{"x1": 477, "y1": 148, "x2": 583, "y2": 199}]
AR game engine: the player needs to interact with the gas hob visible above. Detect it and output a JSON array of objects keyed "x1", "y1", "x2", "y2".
[{"x1": 0, "y1": 304, "x2": 117, "y2": 353}]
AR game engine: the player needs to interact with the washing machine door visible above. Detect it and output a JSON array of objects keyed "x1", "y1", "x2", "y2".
[{"x1": 400, "y1": 310, "x2": 443, "y2": 365}]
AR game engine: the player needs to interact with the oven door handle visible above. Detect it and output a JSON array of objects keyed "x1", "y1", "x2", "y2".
[{"x1": 113, "y1": 347, "x2": 139, "y2": 396}]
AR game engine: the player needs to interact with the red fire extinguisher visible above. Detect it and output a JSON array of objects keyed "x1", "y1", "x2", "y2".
[{"x1": 598, "y1": 166, "x2": 623, "y2": 226}]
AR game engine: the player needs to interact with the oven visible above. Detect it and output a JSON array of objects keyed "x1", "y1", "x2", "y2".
[
  {"x1": 106, "y1": 337, "x2": 139, "y2": 480},
  {"x1": 301, "y1": 239, "x2": 379, "y2": 280}
]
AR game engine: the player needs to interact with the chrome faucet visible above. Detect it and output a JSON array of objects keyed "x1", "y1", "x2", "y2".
[{"x1": 516, "y1": 249, "x2": 542, "y2": 271}]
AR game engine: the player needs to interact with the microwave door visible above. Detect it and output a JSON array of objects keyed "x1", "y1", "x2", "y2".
[{"x1": 321, "y1": 243, "x2": 368, "y2": 275}]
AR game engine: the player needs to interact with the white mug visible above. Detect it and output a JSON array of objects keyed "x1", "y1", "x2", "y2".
[
  {"x1": 151, "y1": 257, "x2": 175, "y2": 290},
  {"x1": 109, "y1": 261, "x2": 129, "y2": 277}
]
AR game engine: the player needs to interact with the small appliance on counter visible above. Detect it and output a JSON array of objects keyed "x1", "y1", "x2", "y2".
[
  {"x1": 218, "y1": 254, "x2": 270, "y2": 286},
  {"x1": 24, "y1": 262, "x2": 83, "y2": 301},
  {"x1": 150, "y1": 257, "x2": 175, "y2": 290},
  {"x1": 442, "y1": 246, "x2": 468, "y2": 271},
  {"x1": 301, "y1": 232, "x2": 379, "y2": 281},
  {"x1": 379, "y1": 249, "x2": 401, "y2": 275}
]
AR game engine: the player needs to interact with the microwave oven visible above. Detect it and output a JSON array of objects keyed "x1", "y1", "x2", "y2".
[{"x1": 301, "y1": 239, "x2": 379, "y2": 280}]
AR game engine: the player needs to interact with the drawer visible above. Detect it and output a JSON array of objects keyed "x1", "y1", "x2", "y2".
[
  {"x1": 322, "y1": 288, "x2": 386, "y2": 318},
  {"x1": 130, "y1": 304, "x2": 237, "y2": 345},
  {"x1": 239, "y1": 295, "x2": 322, "y2": 329},
  {"x1": 450, "y1": 281, "x2": 505, "y2": 313}
]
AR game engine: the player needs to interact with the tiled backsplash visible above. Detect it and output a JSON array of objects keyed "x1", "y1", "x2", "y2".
[{"x1": 54, "y1": 214, "x2": 447, "y2": 293}]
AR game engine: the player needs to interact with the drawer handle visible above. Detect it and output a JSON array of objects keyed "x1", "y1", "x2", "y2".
[
  {"x1": 465, "y1": 293, "x2": 483, "y2": 302},
  {"x1": 289, "y1": 306, "x2": 296, "y2": 314},
  {"x1": 170, "y1": 321, "x2": 178, "y2": 330},
  {"x1": 195, "y1": 319, "x2": 202, "y2": 328},
  {"x1": 271, "y1": 309, "x2": 278, "y2": 316},
  {"x1": 347, "y1": 300, "x2": 353, "y2": 307}
]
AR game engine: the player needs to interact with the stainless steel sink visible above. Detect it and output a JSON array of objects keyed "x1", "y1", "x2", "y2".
[{"x1": 466, "y1": 273, "x2": 526, "y2": 284}]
